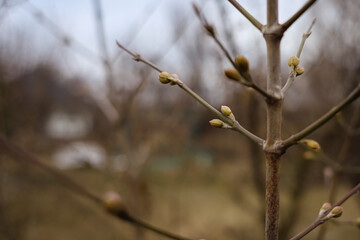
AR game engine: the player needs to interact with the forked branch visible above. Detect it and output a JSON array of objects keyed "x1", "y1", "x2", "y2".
[
  {"x1": 282, "y1": 83, "x2": 360, "y2": 149},
  {"x1": 290, "y1": 182, "x2": 360, "y2": 240},
  {"x1": 116, "y1": 41, "x2": 265, "y2": 146},
  {"x1": 193, "y1": 3, "x2": 276, "y2": 101}
]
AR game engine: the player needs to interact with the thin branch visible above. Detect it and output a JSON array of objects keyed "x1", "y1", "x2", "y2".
[
  {"x1": 281, "y1": 18, "x2": 316, "y2": 94},
  {"x1": 0, "y1": 135, "x2": 193, "y2": 240},
  {"x1": 116, "y1": 41, "x2": 163, "y2": 72},
  {"x1": 290, "y1": 182, "x2": 360, "y2": 240},
  {"x1": 281, "y1": 0, "x2": 317, "y2": 32},
  {"x1": 297, "y1": 18, "x2": 316, "y2": 58},
  {"x1": 192, "y1": 3, "x2": 276, "y2": 101},
  {"x1": 115, "y1": 41, "x2": 265, "y2": 146},
  {"x1": 282, "y1": 83, "x2": 360, "y2": 149},
  {"x1": 227, "y1": 0, "x2": 263, "y2": 32}
]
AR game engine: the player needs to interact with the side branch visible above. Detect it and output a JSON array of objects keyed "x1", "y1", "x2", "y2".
[
  {"x1": 0, "y1": 136, "x2": 193, "y2": 240},
  {"x1": 282, "y1": 83, "x2": 360, "y2": 149},
  {"x1": 281, "y1": 0, "x2": 317, "y2": 32},
  {"x1": 281, "y1": 18, "x2": 316, "y2": 95},
  {"x1": 193, "y1": 4, "x2": 275, "y2": 101},
  {"x1": 290, "y1": 182, "x2": 360, "y2": 240},
  {"x1": 227, "y1": 0, "x2": 263, "y2": 32},
  {"x1": 116, "y1": 42, "x2": 265, "y2": 146}
]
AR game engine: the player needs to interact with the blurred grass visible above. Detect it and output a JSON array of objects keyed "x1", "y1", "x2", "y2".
[{"x1": 1, "y1": 156, "x2": 359, "y2": 240}]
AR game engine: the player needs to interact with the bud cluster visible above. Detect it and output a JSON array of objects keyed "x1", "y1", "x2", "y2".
[{"x1": 287, "y1": 56, "x2": 305, "y2": 76}]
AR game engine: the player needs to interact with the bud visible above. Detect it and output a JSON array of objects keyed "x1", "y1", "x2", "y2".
[
  {"x1": 169, "y1": 73, "x2": 179, "y2": 85},
  {"x1": 318, "y1": 202, "x2": 332, "y2": 217},
  {"x1": 288, "y1": 56, "x2": 300, "y2": 67},
  {"x1": 234, "y1": 56, "x2": 249, "y2": 73},
  {"x1": 221, "y1": 105, "x2": 232, "y2": 116},
  {"x1": 330, "y1": 206, "x2": 343, "y2": 218},
  {"x1": 301, "y1": 139, "x2": 321, "y2": 151},
  {"x1": 103, "y1": 191, "x2": 124, "y2": 214},
  {"x1": 209, "y1": 119, "x2": 224, "y2": 128},
  {"x1": 295, "y1": 66, "x2": 305, "y2": 76},
  {"x1": 224, "y1": 69, "x2": 241, "y2": 82},
  {"x1": 159, "y1": 72, "x2": 171, "y2": 84}
]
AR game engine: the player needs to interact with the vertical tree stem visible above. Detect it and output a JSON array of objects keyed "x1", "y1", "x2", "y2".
[{"x1": 264, "y1": 1, "x2": 282, "y2": 240}]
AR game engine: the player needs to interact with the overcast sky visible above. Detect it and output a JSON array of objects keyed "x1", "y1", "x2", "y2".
[{"x1": 0, "y1": 0, "x2": 321, "y2": 86}]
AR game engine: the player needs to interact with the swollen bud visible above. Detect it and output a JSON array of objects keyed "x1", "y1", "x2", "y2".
[
  {"x1": 224, "y1": 69, "x2": 241, "y2": 82},
  {"x1": 159, "y1": 72, "x2": 171, "y2": 84},
  {"x1": 330, "y1": 206, "x2": 343, "y2": 218},
  {"x1": 301, "y1": 139, "x2": 321, "y2": 151},
  {"x1": 318, "y1": 202, "x2": 332, "y2": 217},
  {"x1": 209, "y1": 119, "x2": 224, "y2": 128},
  {"x1": 288, "y1": 56, "x2": 300, "y2": 67},
  {"x1": 221, "y1": 105, "x2": 232, "y2": 116},
  {"x1": 169, "y1": 74, "x2": 179, "y2": 85},
  {"x1": 295, "y1": 66, "x2": 305, "y2": 76},
  {"x1": 103, "y1": 191, "x2": 124, "y2": 214},
  {"x1": 221, "y1": 105, "x2": 236, "y2": 121},
  {"x1": 235, "y1": 56, "x2": 249, "y2": 73}
]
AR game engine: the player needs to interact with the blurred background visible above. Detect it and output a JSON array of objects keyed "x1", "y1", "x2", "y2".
[{"x1": 0, "y1": 0, "x2": 359, "y2": 239}]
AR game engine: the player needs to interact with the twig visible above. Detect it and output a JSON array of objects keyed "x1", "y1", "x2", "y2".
[
  {"x1": 297, "y1": 18, "x2": 316, "y2": 58},
  {"x1": 0, "y1": 135, "x2": 193, "y2": 240},
  {"x1": 227, "y1": 0, "x2": 263, "y2": 32},
  {"x1": 290, "y1": 182, "x2": 360, "y2": 240},
  {"x1": 24, "y1": 2, "x2": 99, "y2": 64},
  {"x1": 281, "y1": 0, "x2": 317, "y2": 32},
  {"x1": 282, "y1": 83, "x2": 360, "y2": 149},
  {"x1": 281, "y1": 18, "x2": 316, "y2": 94},
  {"x1": 115, "y1": 41, "x2": 265, "y2": 146},
  {"x1": 192, "y1": 3, "x2": 276, "y2": 101}
]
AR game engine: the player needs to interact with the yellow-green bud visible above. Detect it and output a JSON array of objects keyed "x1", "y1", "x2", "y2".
[
  {"x1": 295, "y1": 66, "x2": 305, "y2": 76},
  {"x1": 330, "y1": 206, "x2": 343, "y2": 218},
  {"x1": 319, "y1": 202, "x2": 332, "y2": 217},
  {"x1": 224, "y1": 69, "x2": 241, "y2": 82},
  {"x1": 221, "y1": 105, "x2": 232, "y2": 116},
  {"x1": 169, "y1": 74, "x2": 179, "y2": 85},
  {"x1": 288, "y1": 56, "x2": 300, "y2": 67},
  {"x1": 103, "y1": 191, "x2": 124, "y2": 214},
  {"x1": 235, "y1": 56, "x2": 249, "y2": 72},
  {"x1": 301, "y1": 139, "x2": 321, "y2": 151},
  {"x1": 355, "y1": 217, "x2": 360, "y2": 229},
  {"x1": 159, "y1": 72, "x2": 171, "y2": 84},
  {"x1": 209, "y1": 119, "x2": 224, "y2": 128}
]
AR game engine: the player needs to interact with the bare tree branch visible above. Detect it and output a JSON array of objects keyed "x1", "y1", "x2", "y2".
[
  {"x1": 227, "y1": 0, "x2": 263, "y2": 32},
  {"x1": 193, "y1": 3, "x2": 276, "y2": 101},
  {"x1": 115, "y1": 41, "x2": 265, "y2": 146},
  {"x1": 282, "y1": 83, "x2": 360, "y2": 149},
  {"x1": 282, "y1": 18, "x2": 316, "y2": 94},
  {"x1": 290, "y1": 182, "x2": 360, "y2": 240},
  {"x1": 281, "y1": 0, "x2": 317, "y2": 32}
]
